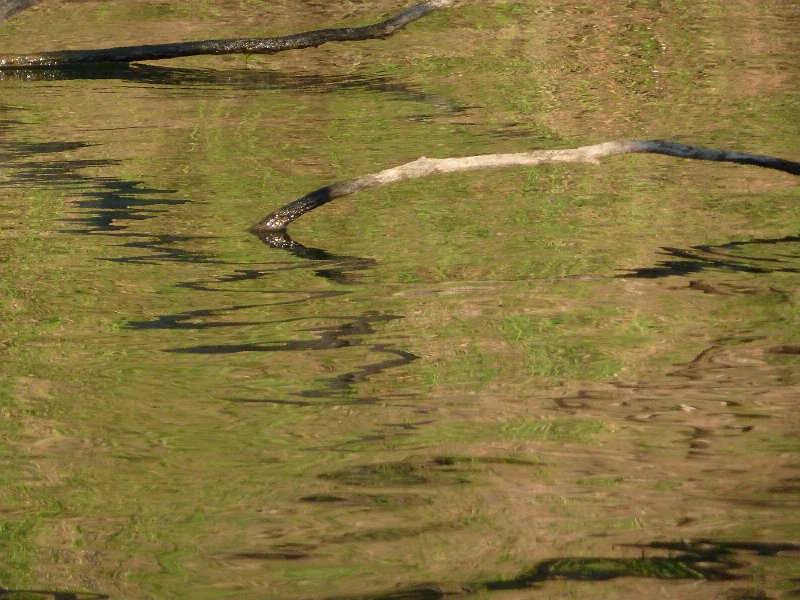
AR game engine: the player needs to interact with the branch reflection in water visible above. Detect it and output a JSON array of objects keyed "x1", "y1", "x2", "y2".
[
  {"x1": 318, "y1": 539, "x2": 800, "y2": 599},
  {"x1": 0, "y1": 63, "x2": 465, "y2": 116},
  {"x1": 182, "y1": 229, "x2": 418, "y2": 405},
  {"x1": 622, "y1": 235, "x2": 800, "y2": 279}
]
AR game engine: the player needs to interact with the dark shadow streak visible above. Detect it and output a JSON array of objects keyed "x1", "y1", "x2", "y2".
[
  {"x1": 231, "y1": 545, "x2": 314, "y2": 560},
  {"x1": 198, "y1": 311, "x2": 420, "y2": 404},
  {"x1": 177, "y1": 232, "x2": 418, "y2": 404},
  {"x1": 163, "y1": 311, "x2": 420, "y2": 404},
  {"x1": 320, "y1": 539, "x2": 800, "y2": 599},
  {"x1": 224, "y1": 343, "x2": 418, "y2": 406},
  {"x1": 253, "y1": 230, "x2": 377, "y2": 285},
  {"x1": 0, "y1": 63, "x2": 468, "y2": 114},
  {"x1": 1, "y1": 115, "x2": 209, "y2": 264},
  {"x1": 297, "y1": 344, "x2": 419, "y2": 401},
  {"x1": 176, "y1": 267, "x2": 356, "y2": 295},
  {"x1": 620, "y1": 235, "x2": 800, "y2": 278},
  {"x1": 62, "y1": 180, "x2": 189, "y2": 233},
  {"x1": 0, "y1": 590, "x2": 108, "y2": 600},
  {"x1": 120, "y1": 206, "x2": 404, "y2": 406},
  {"x1": 2, "y1": 104, "x2": 416, "y2": 407},
  {"x1": 166, "y1": 311, "x2": 402, "y2": 353},
  {"x1": 642, "y1": 539, "x2": 800, "y2": 557},
  {"x1": 126, "y1": 303, "x2": 273, "y2": 330},
  {"x1": 2, "y1": 158, "x2": 115, "y2": 187},
  {"x1": 96, "y1": 232, "x2": 217, "y2": 265}
]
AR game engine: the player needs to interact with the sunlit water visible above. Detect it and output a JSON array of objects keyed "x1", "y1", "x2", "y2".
[{"x1": 1, "y1": 1, "x2": 799, "y2": 599}]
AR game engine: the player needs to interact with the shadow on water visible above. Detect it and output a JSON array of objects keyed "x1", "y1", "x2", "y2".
[
  {"x1": 123, "y1": 230, "x2": 418, "y2": 404},
  {"x1": 113, "y1": 226, "x2": 413, "y2": 404},
  {"x1": 321, "y1": 540, "x2": 800, "y2": 599},
  {"x1": 227, "y1": 457, "x2": 489, "y2": 562},
  {"x1": 165, "y1": 310, "x2": 401, "y2": 355},
  {"x1": 2, "y1": 101, "x2": 418, "y2": 406},
  {"x1": 621, "y1": 235, "x2": 800, "y2": 278},
  {"x1": 1, "y1": 106, "x2": 213, "y2": 267},
  {"x1": 0, "y1": 136, "x2": 113, "y2": 189},
  {"x1": 0, "y1": 590, "x2": 108, "y2": 600},
  {"x1": 254, "y1": 229, "x2": 378, "y2": 284},
  {"x1": 1, "y1": 51, "x2": 471, "y2": 260},
  {"x1": 0, "y1": 63, "x2": 468, "y2": 114},
  {"x1": 64, "y1": 182, "x2": 189, "y2": 235},
  {"x1": 204, "y1": 233, "x2": 420, "y2": 404},
  {"x1": 5, "y1": 98, "x2": 797, "y2": 410},
  {"x1": 174, "y1": 310, "x2": 419, "y2": 406}
]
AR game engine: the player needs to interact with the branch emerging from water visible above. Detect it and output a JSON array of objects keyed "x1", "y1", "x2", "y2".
[
  {"x1": 251, "y1": 140, "x2": 800, "y2": 233},
  {"x1": 0, "y1": 0, "x2": 457, "y2": 68}
]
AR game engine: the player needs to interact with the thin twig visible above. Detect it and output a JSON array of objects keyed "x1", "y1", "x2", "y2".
[
  {"x1": 251, "y1": 140, "x2": 800, "y2": 232},
  {"x1": 0, "y1": 0, "x2": 457, "y2": 68}
]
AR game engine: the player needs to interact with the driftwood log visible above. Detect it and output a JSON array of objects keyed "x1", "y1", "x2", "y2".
[
  {"x1": 0, "y1": 0, "x2": 456, "y2": 68},
  {"x1": 251, "y1": 140, "x2": 800, "y2": 233}
]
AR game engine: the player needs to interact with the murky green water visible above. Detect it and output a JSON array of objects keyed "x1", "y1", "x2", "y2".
[{"x1": 1, "y1": 1, "x2": 799, "y2": 599}]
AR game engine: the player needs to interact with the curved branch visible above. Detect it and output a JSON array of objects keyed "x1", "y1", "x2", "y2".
[
  {"x1": 251, "y1": 140, "x2": 800, "y2": 233},
  {"x1": 0, "y1": 0, "x2": 457, "y2": 68}
]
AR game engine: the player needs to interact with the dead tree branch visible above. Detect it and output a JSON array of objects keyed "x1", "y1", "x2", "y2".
[
  {"x1": 251, "y1": 140, "x2": 800, "y2": 233},
  {"x1": 0, "y1": 0, "x2": 457, "y2": 68}
]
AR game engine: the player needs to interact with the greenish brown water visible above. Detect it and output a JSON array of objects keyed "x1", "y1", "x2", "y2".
[{"x1": 1, "y1": 1, "x2": 799, "y2": 599}]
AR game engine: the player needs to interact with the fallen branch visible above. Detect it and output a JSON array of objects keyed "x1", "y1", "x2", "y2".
[
  {"x1": 250, "y1": 140, "x2": 800, "y2": 233},
  {"x1": 0, "y1": 0, "x2": 456, "y2": 68}
]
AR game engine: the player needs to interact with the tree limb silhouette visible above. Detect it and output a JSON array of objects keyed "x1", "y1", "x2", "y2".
[
  {"x1": 251, "y1": 140, "x2": 800, "y2": 233},
  {"x1": 0, "y1": 0, "x2": 457, "y2": 68}
]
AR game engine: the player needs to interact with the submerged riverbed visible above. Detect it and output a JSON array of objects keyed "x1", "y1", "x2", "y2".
[{"x1": 1, "y1": 1, "x2": 799, "y2": 598}]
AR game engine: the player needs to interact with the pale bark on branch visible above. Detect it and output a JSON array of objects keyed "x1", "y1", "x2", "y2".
[
  {"x1": 0, "y1": 0, "x2": 456, "y2": 68},
  {"x1": 251, "y1": 140, "x2": 800, "y2": 233}
]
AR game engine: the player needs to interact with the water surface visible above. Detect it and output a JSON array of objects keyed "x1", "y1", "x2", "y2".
[{"x1": 1, "y1": 1, "x2": 799, "y2": 599}]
